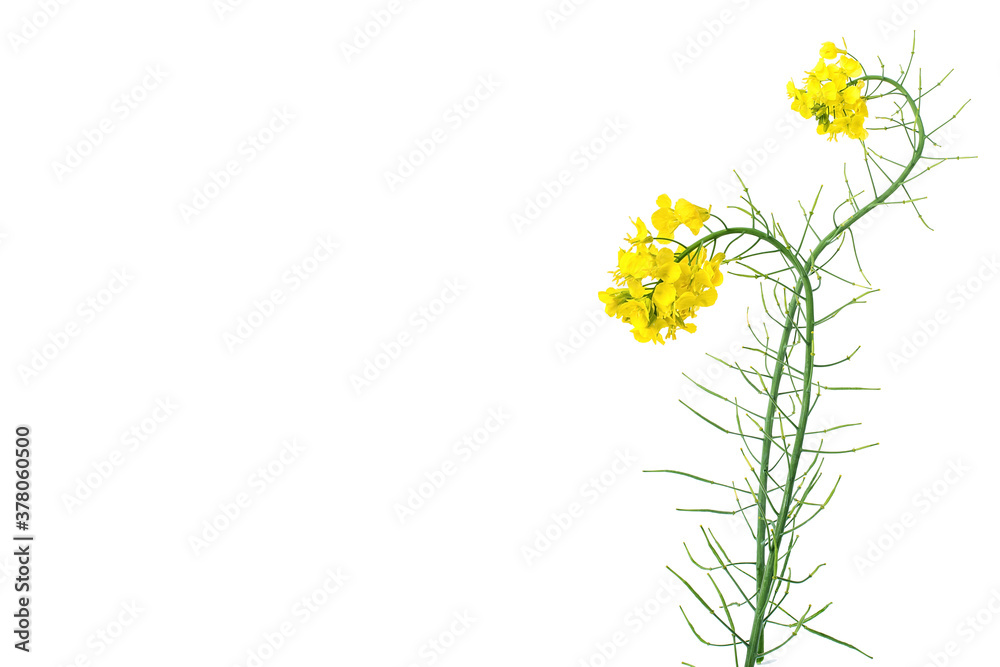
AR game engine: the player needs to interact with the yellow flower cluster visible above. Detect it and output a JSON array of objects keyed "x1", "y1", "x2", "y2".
[
  {"x1": 598, "y1": 196, "x2": 724, "y2": 344},
  {"x1": 787, "y1": 41, "x2": 869, "y2": 142}
]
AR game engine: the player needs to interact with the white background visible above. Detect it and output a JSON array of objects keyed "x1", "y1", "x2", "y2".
[{"x1": 1, "y1": 0, "x2": 998, "y2": 665}]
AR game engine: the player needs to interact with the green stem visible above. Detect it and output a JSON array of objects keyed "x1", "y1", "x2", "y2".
[
  {"x1": 678, "y1": 226, "x2": 816, "y2": 665},
  {"x1": 818, "y1": 75, "x2": 926, "y2": 245},
  {"x1": 675, "y1": 74, "x2": 925, "y2": 665}
]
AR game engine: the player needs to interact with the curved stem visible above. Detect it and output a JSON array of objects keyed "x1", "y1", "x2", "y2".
[
  {"x1": 678, "y1": 227, "x2": 816, "y2": 666},
  {"x1": 745, "y1": 75, "x2": 923, "y2": 665},
  {"x1": 817, "y1": 74, "x2": 926, "y2": 248},
  {"x1": 674, "y1": 74, "x2": 925, "y2": 666}
]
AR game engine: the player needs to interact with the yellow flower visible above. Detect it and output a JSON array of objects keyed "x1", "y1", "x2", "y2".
[
  {"x1": 809, "y1": 58, "x2": 832, "y2": 81},
  {"x1": 828, "y1": 70, "x2": 848, "y2": 91},
  {"x1": 827, "y1": 116, "x2": 849, "y2": 141},
  {"x1": 652, "y1": 281, "x2": 677, "y2": 311},
  {"x1": 673, "y1": 250, "x2": 723, "y2": 310},
  {"x1": 631, "y1": 314, "x2": 669, "y2": 344},
  {"x1": 815, "y1": 113, "x2": 830, "y2": 135},
  {"x1": 652, "y1": 194, "x2": 711, "y2": 237},
  {"x1": 788, "y1": 81, "x2": 817, "y2": 119},
  {"x1": 654, "y1": 247, "x2": 682, "y2": 282},
  {"x1": 855, "y1": 97, "x2": 869, "y2": 117},
  {"x1": 626, "y1": 217, "x2": 653, "y2": 245},
  {"x1": 838, "y1": 55, "x2": 862, "y2": 78},
  {"x1": 614, "y1": 241, "x2": 656, "y2": 283},
  {"x1": 598, "y1": 288, "x2": 628, "y2": 316},
  {"x1": 848, "y1": 114, "x2": 869, "y2": 141},
  {"x1": 600, "y1": 202, "x2": 726, "y2": 344},
  {"x1": 789, "y1": 42, "x2": 868, "y2": 142},
  {"x1": 651, "y1": 195, "x2": 679, "y2": 236},
  {"x1": 674, "y1": 199, "x2": 711, "y2": 234},
  {"x1": 626, "y1": 277, "x2": 648, "y2": 299},
  {"x1": 617, "y1": 298, "x2": 651, "y2": 327},
  {"x1": 819, "y1": 41, "x2": 846, "y2": 59},
  {"x1": 820, "y1": 81, "x2": 840, "y2": 102},
  {"x1": 842, "y1": 84, "x2": 862, "y2": 106}
]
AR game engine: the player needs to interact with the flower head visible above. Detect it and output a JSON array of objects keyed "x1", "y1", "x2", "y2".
[
  {"x1": 652, "y1": 195, "x2": 711, "y2": 237},
  {"x1": 819, "y1": 41, "x2": 846, "y2": 59},
  {"x1": 600, "y1": 195, "x2": 724, "y2": 344},
  {"x1": 788, "y1": 40, "x2": 868, "y2": 142}
]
